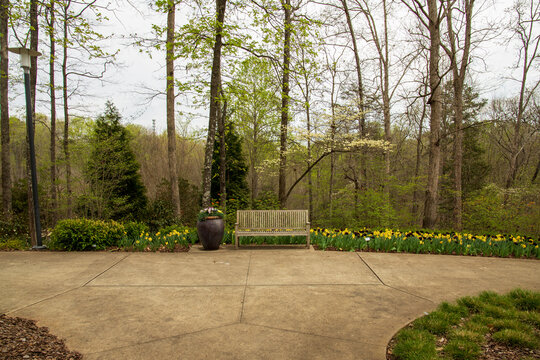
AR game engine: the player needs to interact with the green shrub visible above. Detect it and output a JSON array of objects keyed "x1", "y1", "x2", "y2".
[
  {"x1": 123, "y1": 221, "x2": 149, "y2": 240},
  {"x1": 50, "y1": 218, "x2": 125, "y2": 251},
  {"x1": 0, "y1": 237, "x2": 28, "y2": 250},
  {"x1": 444, "y1": 339, "x2": 481, "y2": 360}
]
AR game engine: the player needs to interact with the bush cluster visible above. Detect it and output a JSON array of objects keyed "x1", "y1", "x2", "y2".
[{"x1": 49, "y1": 219, "x2": 125, "y2": 251}]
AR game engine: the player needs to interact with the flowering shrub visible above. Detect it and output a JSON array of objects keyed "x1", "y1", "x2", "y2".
[
  {"x1": 119, "y1": 228, "x2": 193, "y2": 252},
  {"x1": 197, "y1": 207, "x2": 224, "y2": 222}
]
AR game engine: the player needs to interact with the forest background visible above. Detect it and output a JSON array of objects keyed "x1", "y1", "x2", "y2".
[{"x1": 0, "y1": 0, "x2": 539, "y2": 245}]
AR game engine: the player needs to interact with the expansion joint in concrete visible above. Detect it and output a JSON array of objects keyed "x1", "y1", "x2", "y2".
[
  {"x1": 356, "y1": 253, "x2": 385, "y2": 285},
  {"x1": 239, "y1": 251, "x2": 252, "y2": 323},
  {"x1": 84, "y1": 322, "x2": 238, "y2": 356},
  {"x1": 6, "y1": 287, "x2": 80, "y2": 315},
  {"x1": 356, "y1": 253, "x2": 435, "y2": 304},
  {"x1": 82, "y1": 254, "x2": 131, "y2": 287},
  {"x1": 244, "y1": 322, "x2": 384, "y2": 347}
]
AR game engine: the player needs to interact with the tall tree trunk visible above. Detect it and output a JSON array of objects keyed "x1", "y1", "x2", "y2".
[
  {"x1": 340, "y1": 0, "x2": 367, "y2": 187},
  {"x1": 422, "y1": 0, "x2": 442, "y2": 229},
  {"x1": 62, "y1": 3, "x2": 72, "y2": 218},
  {"x1": 48, "y1": 0, "x2": 58, "y2": 223},
  {"x1": 381, "y1": 0, "x2": 391, "y2": 180},
  {"x1": 218, "y1": 91, "x2": 226, "y2": 212},
  {"x1": 250, "y1": 114, "x2": 258, "y2": 207},
  {"x1": 0, "y1": 0, "x2": 11, "y2": 218},
  {"x1": 278, "y1": 0, "x2": 291, "y2": 208},
  {"x1": 411, "y1": 100, "x2": 426, "y2": 224},
  {"x1": 329, "y1": 64, "x2": 336, "y2": 220},
  {"x1": 306, "y1": 87, "x2": 313, "y2": 221},
  {"x1": 446, "y1": 0, "x2": 473, "y2": 231},
  {"x1": 28, "y1": 0, "x2": 38, "y2": 244},
  {"x1": 201, "y1": 0, "x2": 227, "y2": 208},
  {"x1": 166, "y1": 0, "x2": 181, "y2": 217}
]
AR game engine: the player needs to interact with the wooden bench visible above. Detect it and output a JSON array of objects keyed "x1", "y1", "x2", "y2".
[{"x1": 235, "y1": 210, "x2": 310, "y2": 249}]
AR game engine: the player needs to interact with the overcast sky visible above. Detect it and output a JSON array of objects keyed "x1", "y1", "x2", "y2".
[{"x1": 8, "y1": 0, "x2": 536, "y2": 134}]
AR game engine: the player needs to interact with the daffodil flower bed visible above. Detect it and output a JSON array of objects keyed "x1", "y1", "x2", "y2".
[
  {"x1": 118, "y1": 228, "x2": 196, "y2": 252},
  {"x1": 310, "y1": 228, "x2": 540, "y2": 259}
]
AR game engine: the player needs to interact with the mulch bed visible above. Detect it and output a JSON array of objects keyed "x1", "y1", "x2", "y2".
[{"x1": 0, "y1": 314, "x2": 82, "y2": 360}]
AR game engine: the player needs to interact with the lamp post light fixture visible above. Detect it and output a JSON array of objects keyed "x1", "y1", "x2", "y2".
[{"x1": 8, "y1": 47, "x2": 45, "y2": 250}]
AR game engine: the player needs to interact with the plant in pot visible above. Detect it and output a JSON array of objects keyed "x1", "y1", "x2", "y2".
[{"x1": 196, "y1": 207, "x2": 225, "y2": 250}]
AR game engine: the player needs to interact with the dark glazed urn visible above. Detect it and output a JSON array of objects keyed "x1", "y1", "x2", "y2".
[{"x1": 196, "y1": 218, "x2": 224, "y2": 250}]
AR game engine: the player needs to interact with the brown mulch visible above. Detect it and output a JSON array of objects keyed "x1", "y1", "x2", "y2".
[{"x1": 0, "y1": 314, "x2": 82, "y2": 360}]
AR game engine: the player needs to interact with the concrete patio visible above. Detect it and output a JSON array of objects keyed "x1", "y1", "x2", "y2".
[{"x1": 1, "y1": 247, "x2": 539, "y2": 359}]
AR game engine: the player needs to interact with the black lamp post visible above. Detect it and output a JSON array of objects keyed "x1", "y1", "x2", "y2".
[{"x1": 8, "y1": 47, "x2": 45, "y2": 250}]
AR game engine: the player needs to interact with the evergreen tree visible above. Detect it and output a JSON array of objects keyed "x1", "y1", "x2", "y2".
[
  {"x1": 86, "y1": 101, "x2": 148, "y2": 221},
  {"x1": 211, "y1": 122, "x2": 249, "y2": 207}
]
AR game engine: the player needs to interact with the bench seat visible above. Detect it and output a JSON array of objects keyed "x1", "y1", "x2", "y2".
[{"x1": 235, "y1": 210, "x2": 310, "y2": 248}]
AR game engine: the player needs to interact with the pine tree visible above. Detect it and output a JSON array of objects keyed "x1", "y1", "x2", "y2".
[{"x1": 86, "y1": 101, "x2": 148, "y2": 221}]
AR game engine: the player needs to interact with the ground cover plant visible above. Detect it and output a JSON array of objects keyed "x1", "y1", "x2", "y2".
[{"x1": 387, "y1": 289, "x2": 540, "y2": 360}]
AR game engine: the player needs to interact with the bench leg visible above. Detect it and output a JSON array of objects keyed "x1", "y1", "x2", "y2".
[
  {"x1": 307, "y1": 233, "x2": 310, "y2": 249},
  {"x1": 235, "y1": 234, "x2": 238, "y2": 249}
]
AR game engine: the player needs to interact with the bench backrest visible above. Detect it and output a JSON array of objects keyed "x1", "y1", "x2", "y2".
[{"x1": 236, "y1": 210, "x2": 309, "y2": 230}]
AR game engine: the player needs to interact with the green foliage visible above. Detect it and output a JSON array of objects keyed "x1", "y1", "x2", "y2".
[
  {"x1": 463, "y1": 184, "x2": 540, "y2": 237},
  {"x1": 413, "y1": 311, "x2": 462, "y2": 335},
  {"x1": 123, "y1": 221, "x2": 149, "y2": 240},
  {"x1": 211, "y1": 122, "x2": 249, "y2": 208},
  {"x1": 253, "y1": 191, "x2": 280, "y2": 210},
  {"x1": 119, "y1": 228, "x2": 193, "y2": 251},
  {"x1": 85, "y1": 101, "x2": 148, "y2": 222},
  {"x1": 508, "y1": 288, "x2": 540, "y2": 311},
  {"x1": 391, "y1": 289, "x2": 540, "y2": 360},
  {"x1": 444, "y1": 339, "x2": 481, "y2": 360},
  {"x1": 393, "y1": 329, "x2": 437, "y2": 360},
  {"x1": 492, "y1": 329, "x2": 539, "y2": 349},
  {"x1": 49, "y1": 218, "x2": 125, "y2": 251},
  {"x1": 0, "y1": 237, "x2": 29, "y2": 250}
]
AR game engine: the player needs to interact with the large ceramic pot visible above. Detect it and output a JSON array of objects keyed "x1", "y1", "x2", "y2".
[{"x1": 196, "y1": 217, "x2": 225, "y2": 250}]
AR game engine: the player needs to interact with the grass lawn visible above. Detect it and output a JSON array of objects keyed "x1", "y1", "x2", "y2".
[{"x1": 387, "y1": 289, "x2": 540, "y2": 360}]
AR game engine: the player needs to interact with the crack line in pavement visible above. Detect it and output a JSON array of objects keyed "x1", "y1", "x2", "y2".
[
  {"x1": 356, "y1": 253, "x2": 435, "y2": 304},
  {"x1": 239, "y1": 251, "x2": 252, "y2": 323},
  {"x1": 81, "y1": 254, "x2": 131, "y2": 287},
  {"x1": 245, "y1": 323, "x2": 385, "y2": 347},
  {"x1": 83, "y1": 322, "x2": 239, "y2": 356}
]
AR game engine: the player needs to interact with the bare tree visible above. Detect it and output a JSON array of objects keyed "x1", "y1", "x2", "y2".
[
  {"x1": 401, "y1": 0, "x2": 445, "y2": 228},
  {"x1": 165, "y1": 0, "x2": 181, "y2": 217},
  {"x1": 46, "y1": 0, "x2": 58, "y2": 223},
  {"x1": 504, "y1": 0, "x2": 540, "y2": 189},
  {"x1": 442, "y1": 0, "x2": 474, "y2": 230},
  {"x1": 0, "y1": 0, "x2": 10, "y2": 218}
]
